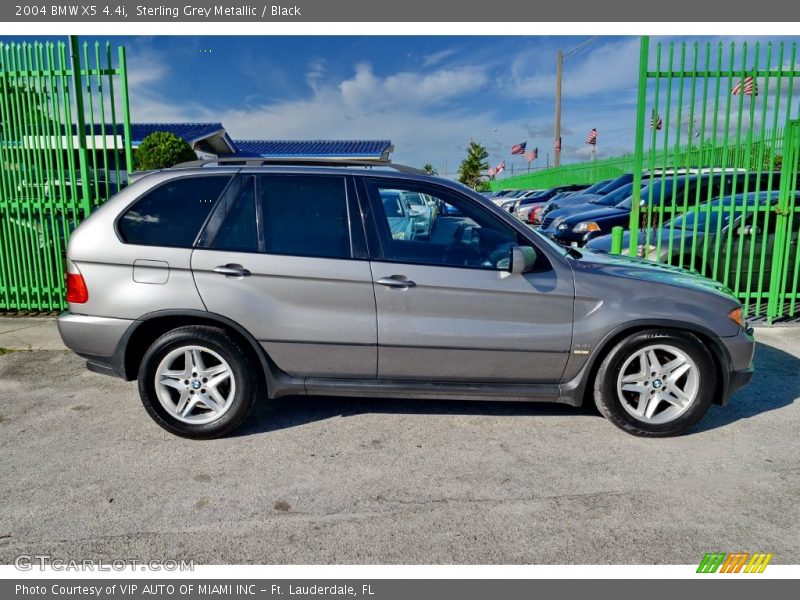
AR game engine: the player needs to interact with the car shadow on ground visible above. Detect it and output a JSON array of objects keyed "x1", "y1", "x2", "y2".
[
  {"x1": 234, "y1": 341, "x2": 799, "y2": 437},
  {"x1": 691, "y1": 341, "x2": 800, "y2": 433}
]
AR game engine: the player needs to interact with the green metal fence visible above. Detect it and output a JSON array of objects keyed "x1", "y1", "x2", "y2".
[
  {"x1": 0, "y1": 36, "x2": 132, "y2": 311},
  {"x1": 626, "y1": 37, "x2": 800, "y2": 323},
  {"x1": 491, "y1": 129, "x2": 787, "y2": 191}
]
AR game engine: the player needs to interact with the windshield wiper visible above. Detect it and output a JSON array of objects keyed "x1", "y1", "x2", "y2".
[{"x1": 565, "y1": 246, "x2": 582, "y2": 259}]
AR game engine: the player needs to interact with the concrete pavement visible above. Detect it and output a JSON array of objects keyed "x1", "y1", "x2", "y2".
[{"x1": 0, "y1": 317, "x2": 798, "y2": 564}]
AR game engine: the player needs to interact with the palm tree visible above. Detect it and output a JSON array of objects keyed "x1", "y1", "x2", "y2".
[
  {"x1": 422, "y1": 164, "x2": 438, "y2": 176},
  {"x1": 457, "y1": 141, "x2": 489, "y2": 190}
]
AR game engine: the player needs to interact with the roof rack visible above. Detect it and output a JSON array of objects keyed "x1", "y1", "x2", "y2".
[{"x1": 172, "y1": 156, "x2": 426, "y2": 175}]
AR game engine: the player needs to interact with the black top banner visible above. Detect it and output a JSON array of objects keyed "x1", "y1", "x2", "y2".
[{"x1": 2, "y1": 0, "x2": 800, "y2": 22}]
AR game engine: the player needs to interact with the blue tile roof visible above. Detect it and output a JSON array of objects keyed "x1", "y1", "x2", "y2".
[
  {"x1": 128, "y1": 123, "x2": 226, "y2": 145},
  {"x1": 60, "y1": 123, "x2": 391, "y2": 159},
  {"x1": 67, "y1": 122, "x2": 224, "y2": 145},
  {"x1": 230, "y1": 139, "x2": 392, "y2": 158}
]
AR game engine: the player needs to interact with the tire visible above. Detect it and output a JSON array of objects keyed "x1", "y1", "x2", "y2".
[
  {"x1": 138, "y1": 325, "x2": 259, "y2": 439},
  {"x1": 593, "y1": 329, "x2": 717, "y2": 437}
]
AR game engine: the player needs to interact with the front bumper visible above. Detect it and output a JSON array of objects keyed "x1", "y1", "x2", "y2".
[{"x1": 717, "y1": 326, "x2": 756, "y2": 404}]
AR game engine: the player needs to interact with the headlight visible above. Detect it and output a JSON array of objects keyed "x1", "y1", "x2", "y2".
[
  {"x1": 729, "y1": 307, "x2": 745, "y2": 328},
  {"x1": 573, "y1": 221, "x2": 601, "y2": 233}
]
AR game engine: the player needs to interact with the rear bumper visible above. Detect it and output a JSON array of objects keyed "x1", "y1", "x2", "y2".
[{"x1": 57, "y1": 312, "x2": 133, "y2": 379}]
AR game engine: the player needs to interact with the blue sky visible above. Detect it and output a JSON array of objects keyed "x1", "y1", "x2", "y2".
[
  {"x1": 4, "y1": 35, "x2": 799, "y2": 177},
  {"x1": 104, "y1": 35, "x2": 645, "y2": 175}
]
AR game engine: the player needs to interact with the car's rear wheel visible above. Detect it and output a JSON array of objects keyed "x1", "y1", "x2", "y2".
[
  {"x1": 593, "y1": 329, "x2": 717, "y2": 437},
  {"x1": 138, "y1": 325, "x2": 258, "y2": 439}
]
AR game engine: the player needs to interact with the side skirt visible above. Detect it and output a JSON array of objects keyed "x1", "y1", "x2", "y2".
[{"x1": 298, "y1": 378, "x2": 564, "y2": 404}]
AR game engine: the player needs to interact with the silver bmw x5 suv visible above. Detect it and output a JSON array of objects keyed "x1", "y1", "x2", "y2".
[{"x1": 57, "y1": 160, "x2": 755, "y2": 439}]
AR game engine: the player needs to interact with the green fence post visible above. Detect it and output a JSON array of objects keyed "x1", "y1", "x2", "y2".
[
  {"x1": 610, "y1": 226, "x2": 624, "y2": 255},
  {"x1": 628, "y1": 36, "x2": 650, "y2": 257},
  {"x1": 68, "y1": 35, "x2": 91, "y2": 217},
  {"x1": 118, "y1": 46, "x2": 134, "y2": 175}
]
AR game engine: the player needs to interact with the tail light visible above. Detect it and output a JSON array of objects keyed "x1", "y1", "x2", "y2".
[
  {"x1": 66, "y1": 260, "x2": 89, "y2": 304},
  {"x1": 527, "y1": 206, "x2": 542, "y2": 223}
]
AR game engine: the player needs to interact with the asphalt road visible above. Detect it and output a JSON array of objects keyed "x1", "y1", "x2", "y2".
[{"x1": 0, "y1": 327, "x2": 798, "y2": 565}]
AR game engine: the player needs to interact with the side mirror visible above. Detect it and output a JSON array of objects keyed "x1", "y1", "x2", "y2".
[{"x1": 509, "y1": 245, "x2": 537, "y2": 274}]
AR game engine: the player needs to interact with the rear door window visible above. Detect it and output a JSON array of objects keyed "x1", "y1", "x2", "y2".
[
  {"x1": 258, "y1": 175, "x2": 352, "y2": 259},
  {"x1": 118, "y1": 175, "x2": 231, "y2": 247}
]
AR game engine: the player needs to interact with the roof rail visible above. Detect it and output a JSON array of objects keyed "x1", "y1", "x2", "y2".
[{"x1": 172, "y1": 156, "x2": 426, "y2": 175}]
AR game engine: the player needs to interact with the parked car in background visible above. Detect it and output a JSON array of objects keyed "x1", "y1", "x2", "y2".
[
  {"x1": 536, "y1": 175, "x2": 634, "y2": 224},
  {"x1": 511, "y1": 183, "x2": 591, "y2": 215},
  {"x1": 401, "y1": 190, "x2": 437, "y2": 238},
  {"x1": 586, "y1": 190, "x2": 799, "y2": 291},
  {"x1": 538, "y1": 182, "x2": 641, "y2": 235},
  {"x1": 498, "y1": 190, "x2": 542, "y2": 212},
  {"x1": 380, "y1": 189, "x2": 431, "y2": 240},
  {"x1": 551, "y1": 173, "x2": 744, "y2": 247}
]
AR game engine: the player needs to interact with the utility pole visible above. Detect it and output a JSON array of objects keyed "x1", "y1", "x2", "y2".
[{"x1": 554, "y1": 49, "x2": 563, "y2": 167}]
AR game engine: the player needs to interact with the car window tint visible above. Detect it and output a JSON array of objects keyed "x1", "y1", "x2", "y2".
[
  {"x1": 213, "y1": 178, "x2": 258, "y2": 252},
  {"x1": 369, "y1": 180, "x2": 520, "y2": 270},
  {"x1": 259, "y1": 175, "x2": 351, "y2": 259},
  {"x1": 119, "y1": 176, "x2": 230, "y2": 247}
]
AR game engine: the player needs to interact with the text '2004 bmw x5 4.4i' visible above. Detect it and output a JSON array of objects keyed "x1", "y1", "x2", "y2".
[{"x1": 57, "y1": 159, "x2": 755, "y2": 439}]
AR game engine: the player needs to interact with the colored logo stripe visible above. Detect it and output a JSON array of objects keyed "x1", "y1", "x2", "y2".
[{"x1": 697, "y1": 552, "x2": 773, "y2": 573}]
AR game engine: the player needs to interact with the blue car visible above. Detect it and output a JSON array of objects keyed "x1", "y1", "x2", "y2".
[
  {"x1": 551, "y1": 173, "x2": 742, "y2": 247},
  {"x1": 538, "y1": 182, "x2": 640, "y2": 236},
  {"x1": 535, "y1": 174, "x2": 636, "y2": 224},
  {"x1": 586, "y1": 191, "x2": 799, "y2": 292}
]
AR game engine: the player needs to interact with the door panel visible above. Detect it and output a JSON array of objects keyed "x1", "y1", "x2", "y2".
[
  {"x1": 371, "y1": 262, "x2": 573, "y2": 382},
  {"x1": 362, "y1": 177, "x2": 574, "y2": 383},
  {"x1": 191, "y1": 173, "x2": 377, "y2": 378},
  {"x1": 192, "y1": 250, "x2": 377, "y2": 378}
]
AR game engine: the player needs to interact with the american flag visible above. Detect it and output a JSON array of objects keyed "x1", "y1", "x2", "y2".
[
  {"x1": 510, "y1": 142, "x2": 527, "y2": 155},
  {"x1": 586, "y1": 128, "x2": 597, "y2": 145},
  {"x1": 496, "y1": 160, "x2": 506, "y2": 174},
  {"x1": 732, "y1": 76, "x2": 758, "y2": 96},
  {"x1": 650, "y1": 109, "x2": 663, "y2": 131},
  {"x1": 554, "y1": 137, "x2": 562, "y2": 152},
  {"x1": 524, "y1": 147, "x2": 538, "y2": 162}
]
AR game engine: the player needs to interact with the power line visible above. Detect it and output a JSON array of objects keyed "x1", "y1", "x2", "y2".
[{"x1": 564, "y1": 36, "x2": 599, "y2": 60}]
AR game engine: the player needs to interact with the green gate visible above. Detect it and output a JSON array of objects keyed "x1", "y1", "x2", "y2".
[
  {"x1": 626, "y1": 37, "x2": 800, "y2": 323},
  {"x1": 0, "y1": 36, "x2": 133, "y2": 311}
]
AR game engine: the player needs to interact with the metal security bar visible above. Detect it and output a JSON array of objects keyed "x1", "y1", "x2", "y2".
[
  {"x1": 0, "y1": 36, "x2": 132, "y2": 311},
  {"x1": 627, "y1": 37, "x2": 800, "y2": 323}
]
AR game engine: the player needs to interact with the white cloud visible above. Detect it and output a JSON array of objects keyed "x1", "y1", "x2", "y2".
[
  {"x1": 502, "y1": 38, "x2": 642, "y2": 100},
  {"x1": 338, "y1": 62, "x2": 488, "y2": 112},
  {"x1": 125, "y1": 59, "x2": 495, "y2": 172},
  {"x1": 305, "y1": 58, "x2": 326, "y2": 93},
  {"x1": 422, "y1": 48, "x2": 457, "y2": 67}
]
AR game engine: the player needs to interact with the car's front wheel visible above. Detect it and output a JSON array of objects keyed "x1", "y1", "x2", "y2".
[
  {"x1": 138, "y1": 325, "x2": 258, "y2": 439},
  {"x1": 593, "y1": 329, "x2": 717, "y2": 437}
]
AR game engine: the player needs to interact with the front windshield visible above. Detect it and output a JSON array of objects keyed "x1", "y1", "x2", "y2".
[
  {"x1": 591, "y1": 182, "x2": 636, "y2": 206},
  {"x1": 616, "y1": 178, "x2": 682, "y2": 210},
  {"x1": 580, "y1": 179, "x2": 611, "y2": 195},
  {"x1": 667, "y1": 204, "x2": 731, "y2": 231}
]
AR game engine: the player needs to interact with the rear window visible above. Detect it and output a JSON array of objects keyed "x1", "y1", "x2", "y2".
[
  {"x1": 259, "y1": 175, "x2": 351, "y2": 259},
  {"x1": 118, "y1": 176, "x2": 231, "y2": 247}
]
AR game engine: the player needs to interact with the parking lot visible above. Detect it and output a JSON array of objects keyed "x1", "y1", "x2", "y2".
[{"x1": 0, "y1": 319, "x2": 796, "y2": 565}]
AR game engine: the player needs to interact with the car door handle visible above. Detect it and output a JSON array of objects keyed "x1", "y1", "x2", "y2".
[
  {"x1": 213, "y1": 264, "x2": 251, "y2": 278},
  {"x1": 376, "y1": 275, "x2": 416, "y2": 289}
]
